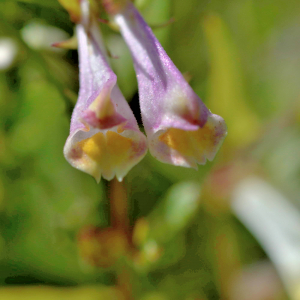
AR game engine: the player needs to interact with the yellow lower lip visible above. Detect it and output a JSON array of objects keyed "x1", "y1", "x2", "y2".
[
  {"x1": 158, "y1": 123, "x2": 216, "y2": 164},
  {"x1": 75, "y1": 130, "x2": 134, "y2": 181}
]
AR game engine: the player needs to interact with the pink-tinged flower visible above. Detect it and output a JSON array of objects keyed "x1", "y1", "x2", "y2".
[
  {"x1": 64, "y1": 1, "x2": 147, "y2": 182},
  {"x1": 114, "y1": 3, "x2": 227, "y2": 168}
]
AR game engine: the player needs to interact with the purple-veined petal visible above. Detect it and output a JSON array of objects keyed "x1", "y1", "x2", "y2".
[
  {"x1": 114, "y1": 3, "x2": 227, "y2": 168},
  {"x1": 64, "y1": 5, "x2": 147, "y2": 182}
]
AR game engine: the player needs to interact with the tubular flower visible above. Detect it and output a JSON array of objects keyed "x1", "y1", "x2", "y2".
[
  {"x1": 64, "y1": 1, "x2": 147, "y2": 182},
  {"x1": 114, "y1": 3, "x2": 227, "y2": 168}
]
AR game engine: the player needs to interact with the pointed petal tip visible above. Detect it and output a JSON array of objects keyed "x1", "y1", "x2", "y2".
[
  {"x1": 116, "y1": 175, "x2": 124, "y2": 182},
  {"x1": 94, "y1": 174, "x2": 101, "y2": 184}
]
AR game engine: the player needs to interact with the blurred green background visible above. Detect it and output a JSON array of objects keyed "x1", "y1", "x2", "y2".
[{"x1": 0, "y1": 0, "x2": 300, "y2": 299}]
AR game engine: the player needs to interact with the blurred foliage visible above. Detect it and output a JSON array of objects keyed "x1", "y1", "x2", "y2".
[{"x1": 0, "y1": 0, "x2": 300, "y2": 299}]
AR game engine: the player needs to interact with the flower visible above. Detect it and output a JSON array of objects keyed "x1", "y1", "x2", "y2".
[
  {"x1": 113, "y1": 2, "x2": 227, "y2": 168},
  {"x1": 64, "y1": 0, "x2": 147, "y2": 182}
]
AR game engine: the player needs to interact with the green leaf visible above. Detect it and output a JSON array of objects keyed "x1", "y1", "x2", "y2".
[
  {"x1": 0, "y1": 286, "x2": 124, "y2": 300},
  {"x1": 133, "y1": 182, "x2": 201, "y2": 270},
  {"x1": 203, "y1": 14, "x2": 260, "y2": 148},
  {"x1": 147, "y1": 181, "x2": 201, "y2": 242},
  {"x1": 16, "y1": 0, "x2": 60, "y2": 8}
]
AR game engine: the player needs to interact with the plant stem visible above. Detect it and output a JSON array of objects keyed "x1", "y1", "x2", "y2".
[
  {"x1": 108, "y1": 178, "x2": 133, "y2": 300},
  {"x1": 109, "y1": 178, "x2": 130, "y2": 238}
]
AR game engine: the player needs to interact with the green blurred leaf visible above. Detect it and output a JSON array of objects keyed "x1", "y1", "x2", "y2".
[
  {"x1": 16, "y1": 0, "x2": 60, "y2": 8},
  {"x1": 140, "y1": 292, "x2": 169, "y2": 300},
  {"x1": 133, "y1": 182, "x2": 201, "y2": 270},
  {"x1": 0, "y1": 286, "x2": 124, "y2": 300},
  {"x1": 147, "y1": 181, "x2": 201, "y2": 241},
  {"x1": 203, "y1": 13, "x2": 260, "y2": 148}
]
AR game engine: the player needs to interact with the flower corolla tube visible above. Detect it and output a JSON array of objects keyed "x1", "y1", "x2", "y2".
[
  {"x1": 113, "y1": 2, "x2": 227, "y2": 168},
  {"x1": 63, "y1": 1, "x2": 147, "y2": 182}
]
